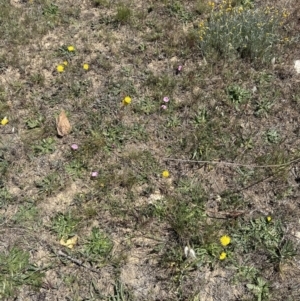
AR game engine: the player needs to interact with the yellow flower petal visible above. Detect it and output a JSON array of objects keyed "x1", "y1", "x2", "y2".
[
  {"x1": 63, "y1": 61, "x2": 68, "y2": 66},
  {"x1": 60, "y1": 235, "x2": 78, "y2": 249},
  {"x1": 162, "y1": 170, "x2": 170, "y2": 178},
  {"x1": 67, "y1": 46, "x2": 75, "y2": 52},
  {"x1": 220, "y1": 235, "x2": 231, "y2": 246},
  {"x1": 267, "y1": 216, "x2": 272, "y2": 222},
  {"x1": 83, "y1": 63, "x2": 89, "y2": 70},
  {"x1": 122, "y1": 96, "x2": 132, "y2": 105},
  {"x1": 219, "y1": 252, "x2": 227, "y2": 260},
  {"x1": 1, "y1": 117, "x2": 8, "y2": 125},
  {"x1": 57, "y1": 65, "x2": 64, "y2": 73}
]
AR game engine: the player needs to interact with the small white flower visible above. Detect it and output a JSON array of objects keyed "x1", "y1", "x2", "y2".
[
  {"x1": 184, "y1": 246, "x2": 196, "y2": 259},
  {"x1": 189, "y1": 248, "x2": 196, "y2": 259},
  {"x1": 294, "y1": 60, "x2": 300, "y2": 74},
  {"x1": 271, "y1": 57, "x2": 276, "y2": 65},
  {"x1": 184, "y1": 246, "x2": 189, "y2": 258}
]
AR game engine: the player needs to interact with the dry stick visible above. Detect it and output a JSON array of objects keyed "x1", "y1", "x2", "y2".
[
  {"x1": 57, "y1": 250, "x2": 101, "y2": 274},
  {"x1": 37, "y1": 237, "x2": 102, "y2": 274},
  {"x1": 163, "y1": 157, "x2": 300, "y2": 169},
  {"x1": 164, "y1": 157, "x2": 300, "y2": 195}
]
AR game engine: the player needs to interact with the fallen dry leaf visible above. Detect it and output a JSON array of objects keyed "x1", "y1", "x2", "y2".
[
  {"x1": 60, "y1": 235, "x2": 78, "y2": 249},
  {"x1": 56, "y1": 110, "x2": 71, "y2": 136}
]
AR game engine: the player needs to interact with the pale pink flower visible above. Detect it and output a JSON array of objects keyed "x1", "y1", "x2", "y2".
[
  {"x1": 71, "y1": 144, "x2": 78, "y2": 150},
  {"x1": 161, "y1": 105, "x2": 167, "y2": 110},
  {"x1": 178, "y1": 65, "x2": 182, "y2": 71},
  {"x1": 91, "y1": 171, "x2": 98, "y2": 177},
  {"x1": 163, "y1": 97, "x2": 169, "y2": 103}
]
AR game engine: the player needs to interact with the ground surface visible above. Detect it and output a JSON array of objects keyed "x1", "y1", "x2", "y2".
[{"x1": 0, "y1": 0, "x2": 300, "y2": 300}]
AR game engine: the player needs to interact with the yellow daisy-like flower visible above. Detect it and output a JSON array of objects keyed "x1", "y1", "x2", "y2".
[
  {"x1": 220, "y1": 235, "x2": 231, "y2": 246},
  {"x1": 267, "y1": 216, "x2": 272, "y2": 222},
  {"x1": 63, "y1": 61, "x2": 68, "y2": 66},
  {"x1": 67, "y1": 45, "x2": 75, "y2": 52},
  {"x1": 83, "y1": 63, "x2": 89, "y2": 70},
  {"x1": 219, "y1": 252, "x2": 227, "y2": 260},
  {"x1": 1, "y1": 116, "x2": 8, "y2": 125},
  {"x1": 122, "y1": 96, "x2": 132, "y2": 105},
  {"x1": 57, "y1": 64, "x2": 64, "y2": 72},
  {"x1": 162, "y1": 170, "x2": 170, "y2": 178}
]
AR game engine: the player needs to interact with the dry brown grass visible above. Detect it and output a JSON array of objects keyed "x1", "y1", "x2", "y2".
[{"x1": 0, "y1": 0, "x2": 300, "y2": 300}]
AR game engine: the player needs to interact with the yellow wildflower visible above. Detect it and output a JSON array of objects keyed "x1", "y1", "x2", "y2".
[
  {"x1": 162, "y1": 170, "x2": 170, "y2": 178},
  {"x1": 60, "y1": 235, "x2": 78, "y2": 249},
  {"x1": 220, "y1": 235, "x2": 231, "y2": 246},
  {"x1": 1, "y1": 116, "x2": 8, "y2": 125},
  {"x1": 83, "y1": 63, "x2": 89, "y2": 70},
  {"x1": 267, "y1": 216, "x2": 272, "y2": 222},
  {"x1": 219, "y1": 252, "x2": 227, "y2": 260},
  {"x1": 122, "y1": 96, "x2": 132, "y2": 105},
  {"x1": 67, "y1": 45, "x2": 75, "y2": 52},
  {"x1": 57, "y1": 65, "x2": 64, "y2": 72},
  {"x1": 63, "y1": 61, "x2": 68, "y2": 66}
]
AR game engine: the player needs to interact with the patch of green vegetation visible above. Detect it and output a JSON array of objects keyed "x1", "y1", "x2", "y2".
[
  {"x1": 133, "y1": 97, "x2": 157, "y2": 115},
  {"x1": 179, "y1": 114, "x2": 237, "y2": 161},
  {"x1": 226, "y1": 84, "x2": 251, "y2": 109},
  {"x1": 65, "y1": 159, "x2": 87, "y2": 179},
  {"x1": 83, "y1": 227, "x2": 113, "y2": 262},
  {"x1": 233, "y1": 217, "x2": 297, "y2": 263},
  {"x1": 168, "y1": 196, "x2": 206, "y2": 242},
  {"x1": 121, "y1": 150, "x2": 159, "y2": 184},
  {"x1": 36, "y1": 172, "x2": 65, "y2": 196},
  {"x1": 12, "y1": 202, "x2": 39, "y2": 225},
  {"x1": 26, "y1": 115, "x2": 44, "y2": 130},
  {"x1": 199, "y1": 2, "x2": 288, "y2": 64},
  {"x1": 29, "y1": 72, "x2": 46, "y2": 87},
  {"x1": 0, "y1": 149, "x2": 9, "y2": 177},
  {"x1": 167, "y1": 1, "x2": 193, "y2": 21},
  {"x1": 254, "y1": 98, "x2": 274, "y2": 117},
  {"x1": 0, "y1": 0, "x2": 299, "y2": 299},
  {"x1": 115, "y1": 4, "x2": 132, "y2": 25},
  {"x1": 0, "y1": 186, "x2": 12, "y2": 208},
  {"x1": 107, "y1": 280, "x2": 133, "y2": 301},
  {"x1": 247, "y1": 277, "x2": 270, "y2": 301},
  {"x1": 0, "y1": 247, "x2": 44, "y2": 299},
  {"x1": 264, "y1": 128, "x2": 280, "y2": 144},
  {"x1": 145, "y1": 73, "x2": 176, "y2": 99},
  {"x1": 51, "y1": 211, "x2": 80, "y2": 239},
  {"x1": 32, "y1": 137, "x2": 56, "y2": 155}
]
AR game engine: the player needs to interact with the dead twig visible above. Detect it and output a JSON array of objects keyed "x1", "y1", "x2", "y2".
[
  {"x1": 163, "y1": 157, "x2": 300, "y2": 169},
  {"x1": 56, "y1": 250, "x2": 101, "y2": 274}
]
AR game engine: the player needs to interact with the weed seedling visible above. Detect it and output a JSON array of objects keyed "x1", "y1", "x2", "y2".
[
  {"x1": 51, "y1": 212, "x2": 80, "y2": 239},
  {"x1": 32, "y1": 137, "x2": 56, "y2": 155},
  {"x1": 0, "y1": 247, "x2": 44, "y2": 299},
  {"x1": 83, "y1": 227, "x2": 113, "y2": 261},
  {"x1": 115, "y1": 5, "x2": 132, "y2": 25},
  {"x1": 226, "y1": 85, "x2": 251, "y2": 109}
]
